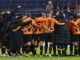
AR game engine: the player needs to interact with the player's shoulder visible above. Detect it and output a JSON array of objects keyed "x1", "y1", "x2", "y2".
[{"x1": 27, "y1": 17, "x2": 33, "y2": 20}]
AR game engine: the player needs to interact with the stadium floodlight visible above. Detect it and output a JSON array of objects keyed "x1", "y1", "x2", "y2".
[
  {"x1": 1, "y1": 12, "x2": 5, "y2": 14},
  {"x1": 6, "y1": 11, "x2": 11, "y2": 14},
  {"x1": 18, "y1": 5, "x2": 21, "y2": 8}
]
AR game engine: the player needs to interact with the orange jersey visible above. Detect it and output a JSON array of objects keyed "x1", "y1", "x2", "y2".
[
  {"x1": 74, "y1": 18, "x2": 80, "y2": 35},
  {"x1": 34, "y1": 17, "x2": 45, "y2": 34},
  {"x1": 69, "y1": 20, "x2": 76, "y2": 35},
  {"x1": 44, "y1": 18, "x2": 55, "y2": 33},
  {"x1": 23, "y1": 24, "x2": 33, "y2": 34},
  {"x1": 22, "y1": 17, "x2": 39, "y2": 35},
  {"x1": 75, "y1": 18, "x2": 80, "y2": 26},
  {"x1": 43, "y1": 17, "x2": 65, "y2": 33},
  {"x1": 22, "y1": 17, "x2": 33, "y2": 35}
]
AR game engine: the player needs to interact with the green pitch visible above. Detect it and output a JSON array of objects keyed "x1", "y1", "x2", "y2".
[
  {"x1": 0, "y1": 48, "x2": 80, "y2": 60},
  {"x1": 0, "y1": 56, "x2": 80, "y2": 60}
]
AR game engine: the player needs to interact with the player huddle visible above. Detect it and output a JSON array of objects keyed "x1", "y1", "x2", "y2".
[{"x1": 0, "y1": 12, "x2": 80, "y2": 57}]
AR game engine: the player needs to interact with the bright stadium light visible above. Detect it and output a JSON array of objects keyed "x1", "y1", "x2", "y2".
[
  {"x1": 6, "y1": 11, "x2": 11, "y2": 14},
  {"x1": 18, "y1": 5, "x2": 21, "y2": 8}
]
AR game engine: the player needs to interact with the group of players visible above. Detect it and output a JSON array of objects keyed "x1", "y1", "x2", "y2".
[{"x1": 0, "y1": 10, "x2": 80, "y2": 57}]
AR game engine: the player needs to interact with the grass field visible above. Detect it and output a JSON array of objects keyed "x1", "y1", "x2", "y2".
[
  {"x1": 0, "y1": 56, "x2": 80, "y2": 60},
  {"x1": 0, "y1": 47, "x2": 80, "y2": 60}
]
